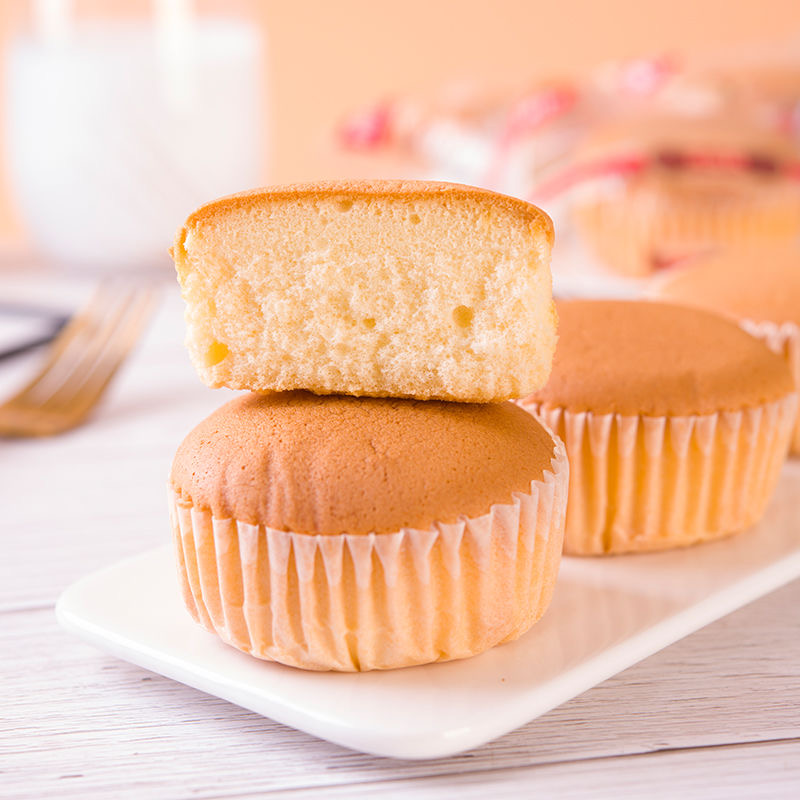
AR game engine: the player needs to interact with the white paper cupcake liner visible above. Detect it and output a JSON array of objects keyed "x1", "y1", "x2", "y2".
[
  {"x1": 519, "y1": 394, "x2": 796, "y2": 554},
  {"x1": 169, "y1": 437, "x2": 569, "y2": 671},
  {"x1": 740, "y1": 318, "x2": 800, "y2": 453}
]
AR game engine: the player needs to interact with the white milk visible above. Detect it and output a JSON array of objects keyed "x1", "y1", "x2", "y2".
[{"x1": 5, "y1": 17, "x2": 264, "y2": 270}]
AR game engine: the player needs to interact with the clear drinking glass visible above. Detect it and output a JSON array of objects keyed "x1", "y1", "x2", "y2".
[{"x1": 5, "y1": 0, "x2": 265, "y2": 272}]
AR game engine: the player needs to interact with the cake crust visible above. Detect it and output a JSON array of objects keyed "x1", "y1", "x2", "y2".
[
  {"x1": 170, "y1": 391, "x2": 555, "y2": 535},
  {"x1": 173, "y1": 179, "x2": 554, "y2": 257},
  {"x1": 525, "y1": 300, "x2": 794, "y2": 416},
  {"x1": 654, "y1": 244, "x2": 800, "y2": 325}
]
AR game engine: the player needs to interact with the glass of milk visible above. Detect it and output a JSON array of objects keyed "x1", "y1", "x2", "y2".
[{"x1": 5, "y1": 1, "x2": 265, "y2": 271}]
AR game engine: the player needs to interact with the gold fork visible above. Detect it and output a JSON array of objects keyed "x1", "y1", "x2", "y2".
[{"x1": 0, "y1": 281, "x2": 158, "y2": 437}]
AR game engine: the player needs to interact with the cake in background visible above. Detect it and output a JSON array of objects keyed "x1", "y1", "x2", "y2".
[
  {"x1": 519, "y1": 300, "x2": 797, "y2": 555},
  {"x1": 652, "y1": 243, "x2": 800, "y2": 453},
  {"x1": 562, "y1": 113, "x2": 800, "y2": 277}
]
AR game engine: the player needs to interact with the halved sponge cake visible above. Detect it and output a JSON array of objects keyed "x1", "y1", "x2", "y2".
[{"x1": 171, "y1": 179, "x2": 556, "y2": 402}]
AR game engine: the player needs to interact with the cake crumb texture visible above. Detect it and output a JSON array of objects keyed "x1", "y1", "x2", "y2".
[{"x1": 172, "y1": 180, "x2": 556, "y2": 402}]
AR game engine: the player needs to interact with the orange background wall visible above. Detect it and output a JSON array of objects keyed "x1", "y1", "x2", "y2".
[{"x1": 1, "y1": 0, "x2": 799, "y2": 246}]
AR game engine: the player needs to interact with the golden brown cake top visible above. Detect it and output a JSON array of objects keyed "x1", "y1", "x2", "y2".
[
  {"x1": 653, "y1": 244, "x2": 800, "y2": 326},
  {"x1": 525, "y1": 300, "x2": 794, "y2": 416},
  {"x1": 170, "y1": 391, "x2": 555, "y2": 535},
  {"x1": 174, "y1": 178, "x2": 554, "y2": 260}
]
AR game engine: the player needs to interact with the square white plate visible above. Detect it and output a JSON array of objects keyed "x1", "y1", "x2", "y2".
[{"x1": 57, "y1": 463, "x2": 800, "y2": 760}]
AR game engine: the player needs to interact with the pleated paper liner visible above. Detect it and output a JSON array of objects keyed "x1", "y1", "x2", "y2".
[
  {"x1": 574, "y1": 190, "x2": 800, "y2": 277},
  {"x1": 169, "y1": 438, "x2": 568, "y2": 672},
  {"x1": 519, "y1": 394, "x2": 797, "y2": 555},
  {"x1": 740, "y1": 319, "x2": 800, "y2": 453}
]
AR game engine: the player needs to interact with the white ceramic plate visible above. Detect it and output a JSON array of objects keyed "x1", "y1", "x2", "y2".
[{"x1": 57, "y1": 463, "x2": 800, "y2": 760}]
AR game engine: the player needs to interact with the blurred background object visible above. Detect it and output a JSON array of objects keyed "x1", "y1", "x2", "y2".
[
  {"x1": 558, "y1": 112, "x2": 800, "y2": 277},
  {"x1": 0, "y1": 278, "x2": 157, "y2": 435},
  {"x1": 3, "y1": 0, "x2": 263, "y2": 271},
  {"x1": 0, "y1": 0, "x2": 797, "y2": 273}
]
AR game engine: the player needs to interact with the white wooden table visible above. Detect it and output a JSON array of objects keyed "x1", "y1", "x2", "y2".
[{"x1": 3, "y1": 272, "x2": 800, "y2": 799}]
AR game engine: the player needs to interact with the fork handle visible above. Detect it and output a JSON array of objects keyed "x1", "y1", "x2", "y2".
[{"x1": 0, "y1": 321, "x2": 67, "y2": 363}]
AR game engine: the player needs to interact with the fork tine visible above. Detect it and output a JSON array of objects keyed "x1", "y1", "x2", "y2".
[
  {"x1": 8, "y1": 282, "x2": 126, "y2": 405},
  {"x1": 45, "y1": 288, "x2": 158, "y2": 420},
  {"x1": 0, "y1": 283, "x2": 158, "y2": 437},
  {"x1": 29, "y1": 287, "x2": 146, "y2": 411}
]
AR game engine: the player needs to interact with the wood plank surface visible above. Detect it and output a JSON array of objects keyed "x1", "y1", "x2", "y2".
[
  {"x1": 4, "y1": 578, "x2": 799, "y2": 798},
  {"x1": 260, "y1": 740, "x2": 800, "y2": 799}
]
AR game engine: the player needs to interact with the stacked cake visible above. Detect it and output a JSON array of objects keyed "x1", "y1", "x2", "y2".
[
  {"x1": 168, "y1": 180, "x2": 568, "y2": 671},
  {"x1": 168, "y1": 179, "x2": 798, "y2": 673}
]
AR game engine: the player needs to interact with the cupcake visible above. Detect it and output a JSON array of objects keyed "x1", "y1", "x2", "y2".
[
  {"x1": 169, "y1": 180, "x2": 563, "y2": 669},
  {"x1": 519, "y1": 300, "x2": 797, "y2": 555},
  {"x1": 567, "y1": 114, "x2": 800, "y2": 276},
  {"x1": 169, "y1": 392, "x2": 568, "y2": 671},
  {"x1": 652, "y1": 243, "x2": 800, "y2": 453}
]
